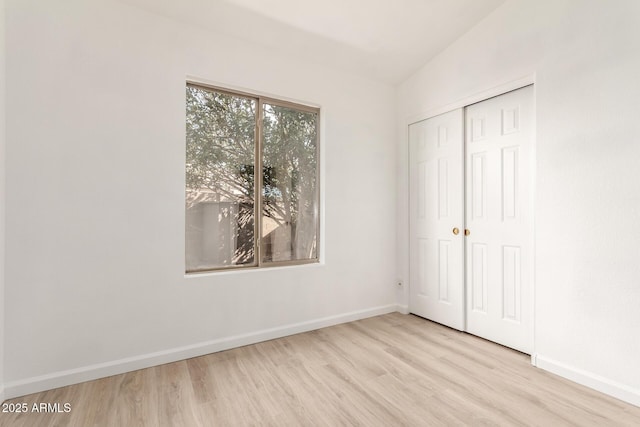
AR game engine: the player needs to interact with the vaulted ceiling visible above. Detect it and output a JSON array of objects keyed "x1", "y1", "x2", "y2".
[{"x1": 121, "y1": 0, "x2": 506, "y2": 84}]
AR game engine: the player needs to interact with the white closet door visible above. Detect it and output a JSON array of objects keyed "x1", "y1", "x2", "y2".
[
  {"x1": 409, "y1": 109, "x2": 465, "y2": 330},
  {"x1": 465, "y1": 85, "x2": 534, "y2": 353}
]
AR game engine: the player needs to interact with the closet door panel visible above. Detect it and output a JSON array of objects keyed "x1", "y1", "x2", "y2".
[
  {"x1": 465, "y1": 85, "x2": 534, "y2": 354},
  {"x1": 409, "y1": 109, "x2": 464, "y2": 330}
]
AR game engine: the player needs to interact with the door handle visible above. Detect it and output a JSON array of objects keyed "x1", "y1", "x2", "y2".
[
  {"x1": 464, "y1": 229, "x2": 470, "y2": 236},
  {"x1": 452, "y1": 227, "x2": 459, "y2": 235}
]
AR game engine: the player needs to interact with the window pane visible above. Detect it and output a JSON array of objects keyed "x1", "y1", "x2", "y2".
[
  {"x1": 185, "y1": 85, "x2": 256, "y2": 271},
  {"x1": 262, "y1": 103, "x2": 318, "y2": 263}
]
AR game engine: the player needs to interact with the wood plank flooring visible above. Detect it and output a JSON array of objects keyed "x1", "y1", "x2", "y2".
[{"x1": 2, "y1": 313, "x2": 639, "y2": 426}]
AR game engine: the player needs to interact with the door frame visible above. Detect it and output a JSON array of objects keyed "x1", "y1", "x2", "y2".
[{"x1": 406, "y1": 74, "x2": 537, "y2": 362}]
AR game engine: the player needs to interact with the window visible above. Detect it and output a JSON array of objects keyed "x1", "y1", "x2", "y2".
[{"x1": 185, "y1": 83, "x2": 319, "y2": 272}]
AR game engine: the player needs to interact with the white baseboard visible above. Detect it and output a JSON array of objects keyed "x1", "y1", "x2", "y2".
[
  {"x1": 534, "y1": 354, "x2": 640, "y2": 408},
  {"x1": 396, "y1": 304, "x2": 410, "y2": 314},
  {"x1": 4, "y1": 304, "x2": 397, "y2": 400}
]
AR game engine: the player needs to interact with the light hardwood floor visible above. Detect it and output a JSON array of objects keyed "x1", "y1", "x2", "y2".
[{"x1": 2, "y1": 313, "x2": 639, "y2": 426}]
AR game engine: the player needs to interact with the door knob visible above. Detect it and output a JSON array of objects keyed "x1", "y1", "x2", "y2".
[
  {"x1": 464, "y1": 229, "x2": 470, "y2": 236},
  {"x1": 452, "y1": 227, "x2": 459, "y2": 235}
]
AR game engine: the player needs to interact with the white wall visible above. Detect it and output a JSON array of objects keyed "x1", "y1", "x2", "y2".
[
  {"x1": 0, "y1": 0, "x2": 6, "y2": 404},
  {"x1": 398, "y1": 0, "x2": 640, "y2": 405},
  {"x1": 3, "y1": 0, "x2": 397, "y2": 397}
]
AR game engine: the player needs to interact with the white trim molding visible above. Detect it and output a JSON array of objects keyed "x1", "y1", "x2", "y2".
[
  {"x1": 405, "y1": 74, "x2": 536, "y2": 126},
  {"x1": 4, "y1": 304, "x2": 397, "y2": 400},
  {"x1": 395, "y1": 304, "x2": 410, "y2": 315},
  {"x1": 534, "y1": 354, "x2": 640, "y2": 408}
]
